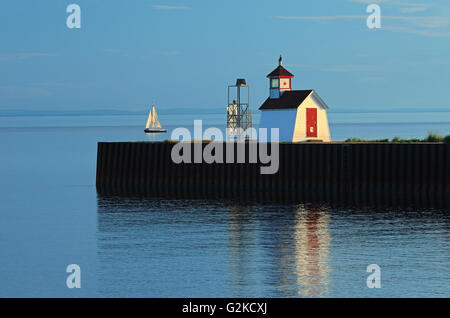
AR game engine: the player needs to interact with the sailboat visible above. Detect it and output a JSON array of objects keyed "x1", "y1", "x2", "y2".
[{"x1": 144, "y1": 103, "x2": 166, "y2": 133}]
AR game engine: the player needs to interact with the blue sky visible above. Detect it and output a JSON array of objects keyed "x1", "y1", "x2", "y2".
[{"x1": 0, "y1": 0, "x2": 450, "y2": 112}]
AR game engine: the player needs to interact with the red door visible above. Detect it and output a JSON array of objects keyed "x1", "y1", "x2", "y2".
[{"x1": 306, "y1": 108, "x2": 317, "y2": 137}]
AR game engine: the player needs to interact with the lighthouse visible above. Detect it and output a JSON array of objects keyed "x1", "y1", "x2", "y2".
[{"x1": 259, "y1": 56, "x2": 331, "y2": 142}]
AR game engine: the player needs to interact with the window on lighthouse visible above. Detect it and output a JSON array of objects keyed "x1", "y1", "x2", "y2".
[
  {"x1": 280, "y1": 78, "x2": 290, "y2": 90},
  {"x1": 270, "y1": 78, "x2": 279, "y2": 88}
]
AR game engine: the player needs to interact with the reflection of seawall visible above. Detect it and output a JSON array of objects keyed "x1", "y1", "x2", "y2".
[
  {"x1": 96, "y1": 197, "x2": 334, "y2": 297},
  {"x1": 96, "y1": 142, "x2": 449, "y2": 208}
]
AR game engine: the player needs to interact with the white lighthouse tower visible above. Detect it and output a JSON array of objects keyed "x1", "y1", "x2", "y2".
[{"x1": 259, "y1": 56, "x2": 331, "y2": 142}]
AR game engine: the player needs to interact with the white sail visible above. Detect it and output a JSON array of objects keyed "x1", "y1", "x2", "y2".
[
  {"x1": 145, "y1": 108, "x2": 152, "y2": 129},
  {"x1": 152, "y1": 105, "x2": 162, "y2": 129},
  {"x1": 145, "y1": 103, "x2": 164, "y2": 130}
]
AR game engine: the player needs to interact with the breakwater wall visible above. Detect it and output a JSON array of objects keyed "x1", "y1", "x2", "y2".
[{"x1": 96, "y1": 142, "x2": 449, "y2": 208}]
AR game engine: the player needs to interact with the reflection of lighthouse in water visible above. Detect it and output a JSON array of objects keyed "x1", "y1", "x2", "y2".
[
  {"x1": 225, "y1": 203, "x2": 331, "y2": 297},
  {"x1": 293, "y1": 205, "x2": 331, "y2": 296}
]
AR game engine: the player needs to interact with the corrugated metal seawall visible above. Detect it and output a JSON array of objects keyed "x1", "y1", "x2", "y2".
[{"x1": 96, "y1": 142, "x2": 449, "y2": 208}]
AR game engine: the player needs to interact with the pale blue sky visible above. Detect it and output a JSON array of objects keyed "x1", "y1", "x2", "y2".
[{"x1": 0, "y1": 0, "x2": 450, "y2": 112}]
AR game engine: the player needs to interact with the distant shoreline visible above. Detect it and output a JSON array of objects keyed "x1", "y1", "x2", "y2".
[{"x1": 0, "y1": 108, "x2": 449, "y2": 117}]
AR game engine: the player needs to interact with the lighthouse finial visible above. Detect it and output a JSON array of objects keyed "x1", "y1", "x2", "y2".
[{"x1": 279, "y1": 55, "x2": 282, "y2": 66}]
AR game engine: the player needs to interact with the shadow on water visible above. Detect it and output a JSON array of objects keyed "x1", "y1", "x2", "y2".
[{"x1": 96, "y1": 195, "x2": 449, "y2": 297}]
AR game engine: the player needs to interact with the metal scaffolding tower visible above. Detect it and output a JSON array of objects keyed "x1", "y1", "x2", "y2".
[{"x1": 227, "y1": 78, "x2": 252, "y2": 141}]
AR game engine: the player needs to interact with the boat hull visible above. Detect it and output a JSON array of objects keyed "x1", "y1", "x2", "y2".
[{"x1": 144, "y1": 128, "x2": 167, "y2": 133}]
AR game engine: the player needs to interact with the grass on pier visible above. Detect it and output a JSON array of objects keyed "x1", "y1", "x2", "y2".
[{"x1": 346, "y1": 131, "x2": 450, "y2": 143}]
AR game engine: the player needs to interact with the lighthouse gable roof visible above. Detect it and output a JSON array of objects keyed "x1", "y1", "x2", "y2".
[
  {"x1": 259, "y1": 90, "x2": 313, "y2": 110},
  {"x1": 266, "y1": 65, "x2": 294, "y2": 78}
]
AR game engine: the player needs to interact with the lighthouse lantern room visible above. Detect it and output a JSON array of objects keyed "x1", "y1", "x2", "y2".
[
  {"x1": 259, "y1": 56, "x2": 331, "y2": 142},
  {"x1": 269, "y1": 55, "x2": 294, "y2": 99}
]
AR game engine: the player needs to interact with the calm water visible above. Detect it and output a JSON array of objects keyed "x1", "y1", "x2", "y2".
[{"x1": 0, "y1": 112, "x2": 449, "y2": 297}]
